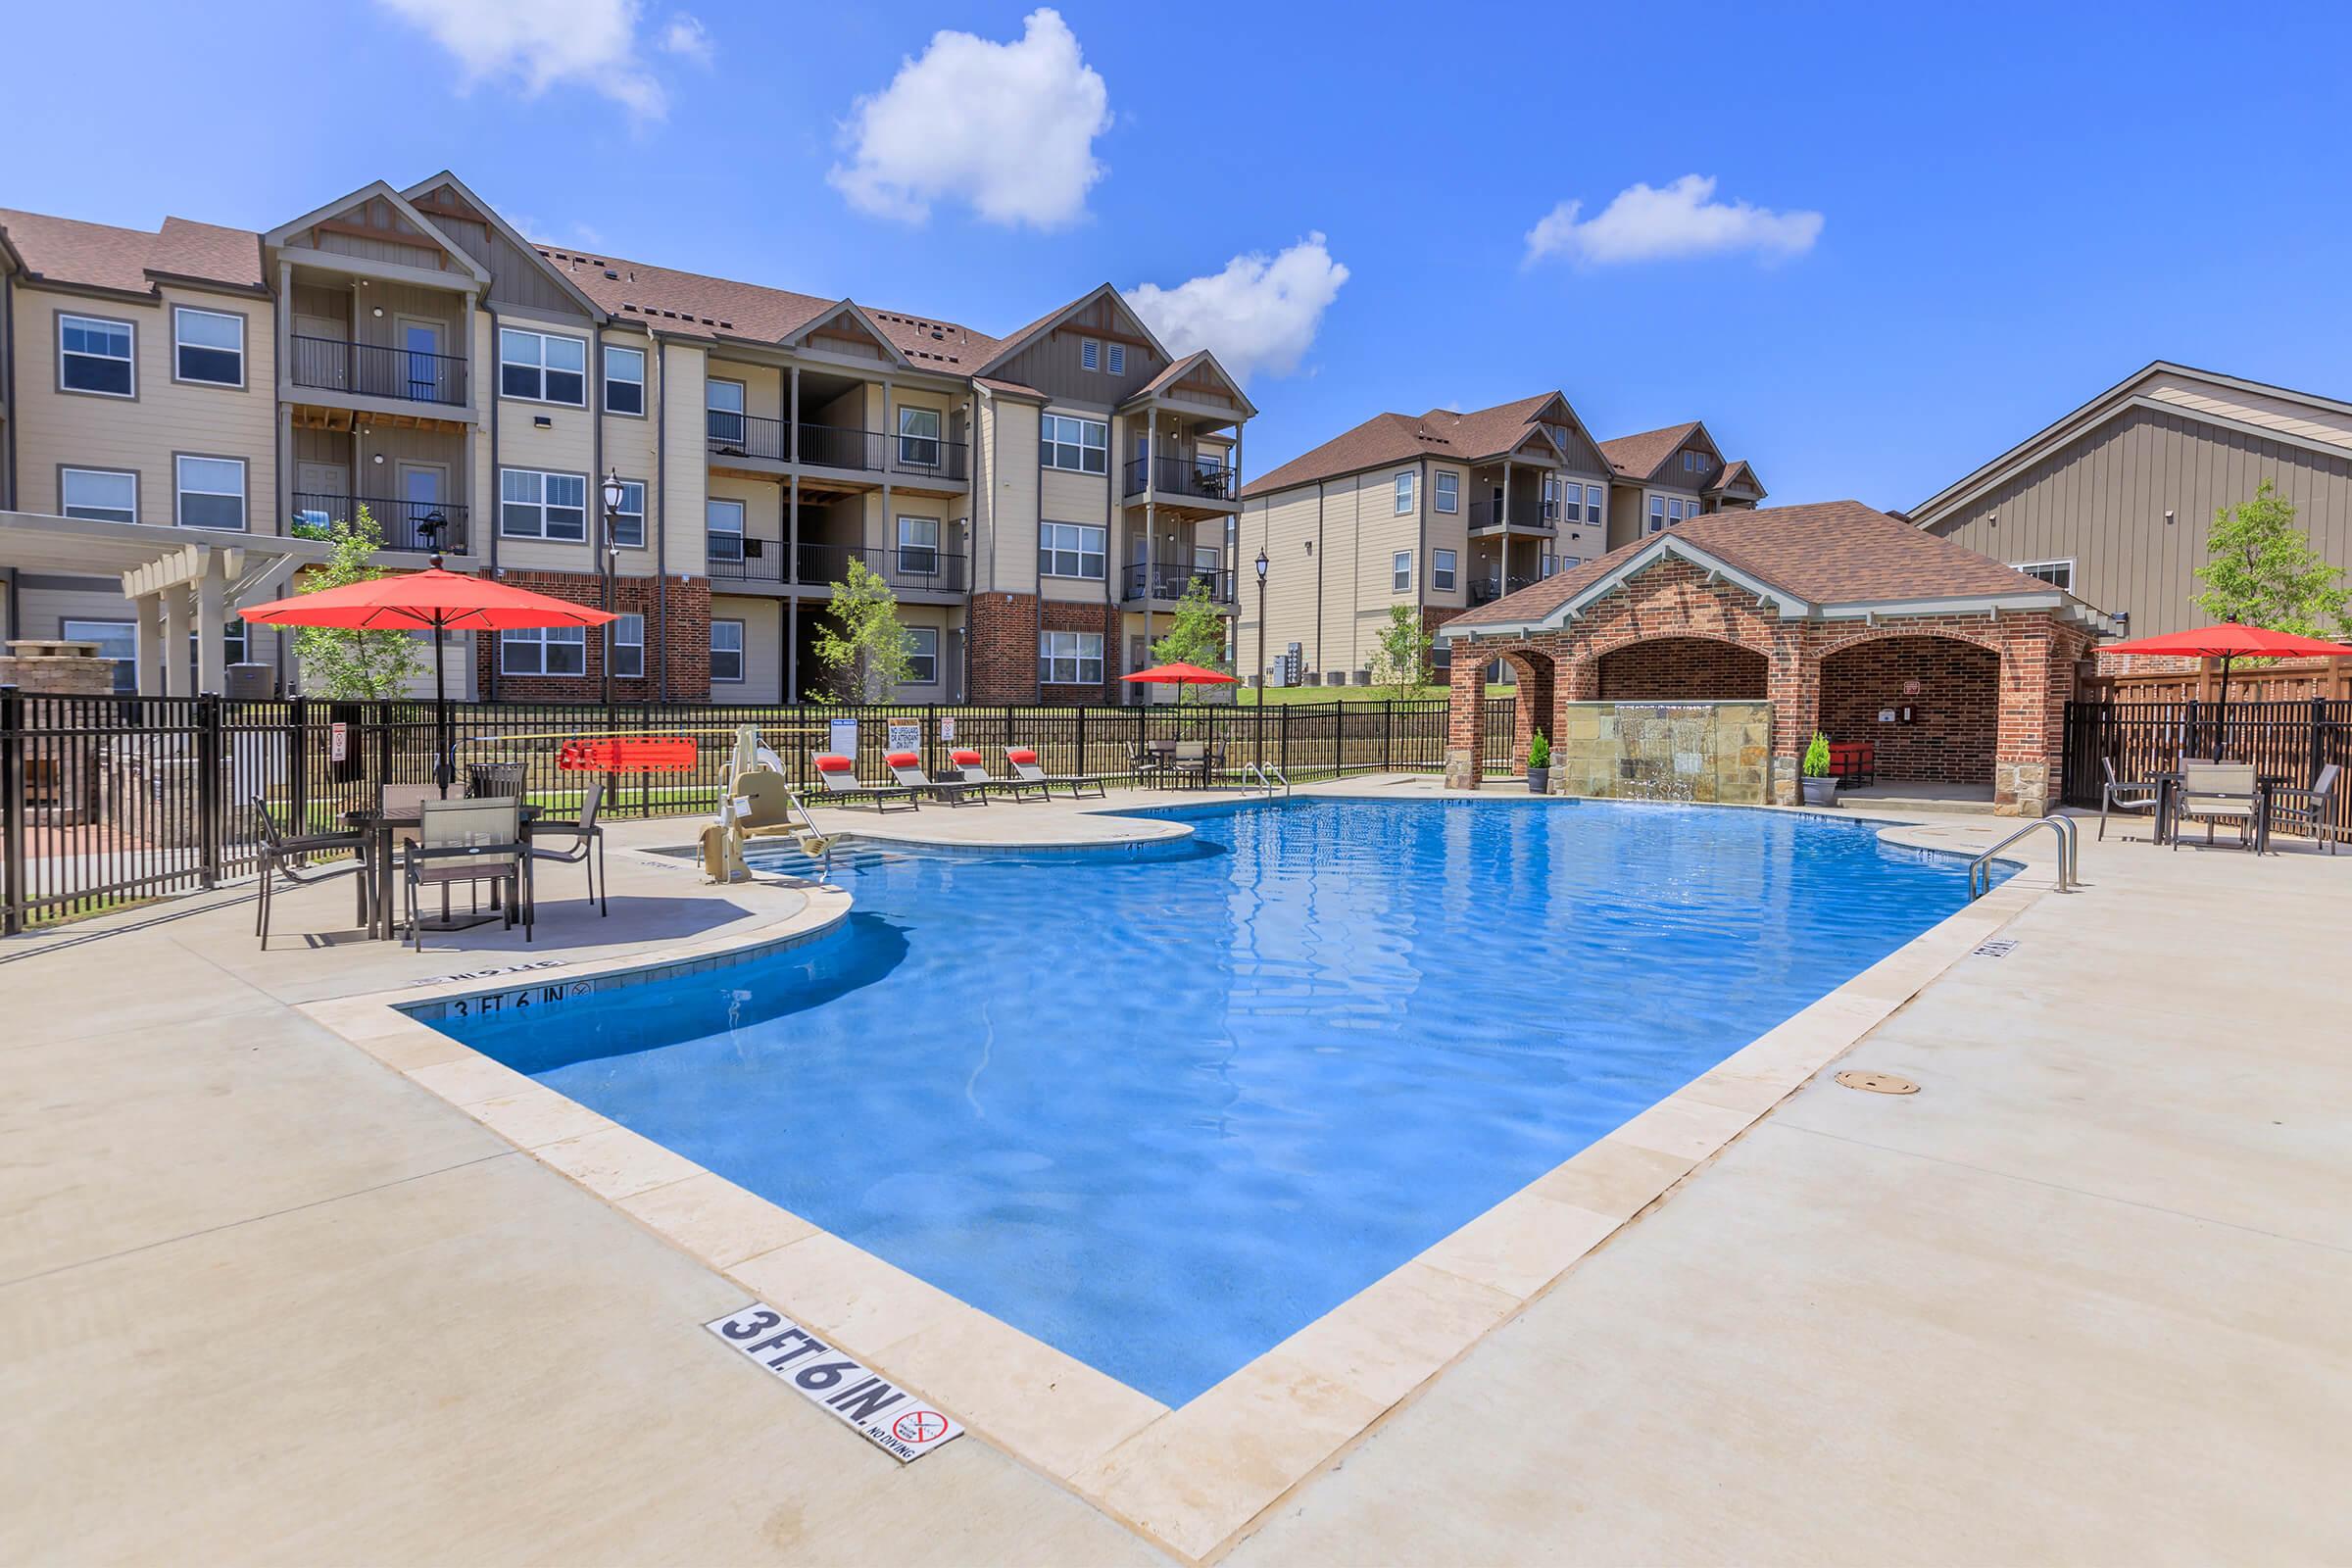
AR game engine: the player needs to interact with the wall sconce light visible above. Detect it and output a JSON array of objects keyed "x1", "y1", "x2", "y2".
[
  {"x1": 370, "y1": 453, "x2": 385, "y2": 465},
  {"x1": 370, "y1": 306, "x2": 385, "y2": 318},
  {"x1": 1304, "y1": 539, "x2": 1313, "y2": 556},
  {"x1": 2164, "y1": 510, "x2": 2175, "y2": 525}
]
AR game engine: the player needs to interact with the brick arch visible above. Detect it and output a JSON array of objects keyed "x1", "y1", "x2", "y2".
[
  {"x1": 1810, "y1": 621, "x2": 2007, "y2": 662},
  {"x1": 1815, "y1": 632, "x2": 2001, "y2": 787},
  {"x1": 1594, "y1": 635, "x2": 1770, "y2": 702},
  {"x1": 1496, "y1": 646, "x2": 1556, "y2": 775},
  {"x1": 1582, "y1": 625, "x2": 1777, "y2": 664}
]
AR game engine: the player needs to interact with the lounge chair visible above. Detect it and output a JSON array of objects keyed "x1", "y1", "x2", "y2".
[
  {"x1": 529, "y1": 777, "x2": 608, "y2": 916},
  {"x1": 948, "y1": 748, "x2": 1050, "y2": 802},
  {"x1": 1004, "y1": 746, "x2": 1107, "y2": 800},
  {"x1": 810, "y1": 753, "x2": 919, "y2": 812},
  {"x1": 2262, "y1": 762, "x2": 2341, "y2": 855},
  {"x1": 2170, "y1": 760, "x2": 2258, "y2": 851},
  {"x1": 251, "y1": 795, "x2": 369, "y2": 949},
  {"x1": 403, "y1": 797, "x2": 532, "y2": 951},
  {"x1": 2097, "y1": 757, "x2": 2163, "y2": 842},
  {"x1": 887, "y1": 750, "x2": 988, "y2": 807}
]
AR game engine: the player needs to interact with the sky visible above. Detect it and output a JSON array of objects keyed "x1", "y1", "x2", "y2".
[{"x1": 10, "y1": 1, "x2": 2352, "y2": 511}]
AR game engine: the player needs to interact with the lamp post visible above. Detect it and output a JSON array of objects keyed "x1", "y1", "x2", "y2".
[
  {"x1": 1253, "y1": 547, "x2": 1270, "y2": 762},
  {"x1": 599, "y1": 469, "x2": 625, "y2": 713}
]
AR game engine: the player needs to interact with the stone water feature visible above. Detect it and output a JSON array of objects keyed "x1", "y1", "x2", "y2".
[{"x1": 1552, "y1": 700, "x2": 1772, "y2": 806}]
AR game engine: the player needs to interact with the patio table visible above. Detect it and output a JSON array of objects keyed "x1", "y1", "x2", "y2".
[
  {"x1": 2152, "y1": 771, "x2": 2281, "y2": 854},
  {"x1": 345, "y1": 803, "x2": 541, "y2": 940}
]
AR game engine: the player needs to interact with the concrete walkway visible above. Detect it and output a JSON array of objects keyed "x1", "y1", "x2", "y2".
[{"x1": 3, "y1": 790, "x2": 2348, "y2": 1564}]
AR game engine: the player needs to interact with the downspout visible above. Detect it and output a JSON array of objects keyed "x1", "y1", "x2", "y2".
[
  {"x1": 1314, "y1": 480, "x2": 1325, "y2": 680},
  {"x1": 487, "y1": 305, "x2": 502, "y2": 702},
  {"x1": 591, "y1": 317, "x2": 605, "y2": 692},
  {"x1": 271, "y1": 261, "x2": 291, "y2": 692},
  {"x1": 5, "y1": 265, "x2": 18, "y2": 637},
  {"x1": 655, "y1": 337, "x2": 669, "y2": 703}
]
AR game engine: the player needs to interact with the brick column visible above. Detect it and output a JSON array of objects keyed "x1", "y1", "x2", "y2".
[
  {"x1": 1765, "y1": 623, "x2": 1816, "y2": 805},
  {"x1": 1993, "y1": 618, "x2": 2071, "y2": 816},
  {"x1": 1446, "y1": 648, "x2": 1486, "y2": 788},
  {"x1": 1507, "y1": 650, "x2": 1555, "y2": 776}
]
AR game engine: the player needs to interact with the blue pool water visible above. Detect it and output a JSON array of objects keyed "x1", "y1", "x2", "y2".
[{"x1": 435, "y1": 798, "x2": 1992, "y2": 1406}]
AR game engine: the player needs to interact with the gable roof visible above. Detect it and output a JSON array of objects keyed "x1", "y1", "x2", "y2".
[
  {"x1": 1910, "y1": 360, "x2": 2352, "y2": 528},
  {"x1": 265, "y1": 179, "x2": 492, "y2": 289},
  {"x1": 0, "y1": 208, "x2": 265, "y2": 297},
  {"x1": 1241, "y1": 392, "x2": 1584, "y2": 499},
  {"x1": 1598, "y1": 421, "x2": 1713, "y2": 482},
  {"x1": 403, "y1": 173, "x2": 602, "y2": 317},
  {"x1": 971, "y1": 282, "x2": 1170, "y2": 378},
  {"x1": 1708, "y1": 459, "x2": 1763, "y2": 496},
  {"x1": 1126, "y1": 349, "x2": 1259, "y2": 419},
  {"x1": 1442, "y1": 499, "x2": 2116, "y2": 639}
]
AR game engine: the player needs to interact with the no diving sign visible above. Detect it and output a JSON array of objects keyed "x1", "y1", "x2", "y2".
[{"x1": 706, "y1": 1303, "x2": 963, "y2": 1463}]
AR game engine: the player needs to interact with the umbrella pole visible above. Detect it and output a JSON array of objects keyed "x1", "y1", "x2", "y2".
[
  {"x1": 2214, "y1": 653, "x2": 2231, "y2": 762},
  {"x1": 434, "y1": 623, "x2": 451, "y2": 798}
]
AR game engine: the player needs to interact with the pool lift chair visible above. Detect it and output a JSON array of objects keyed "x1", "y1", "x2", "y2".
[{"x1": 701, "y1": 725, "x2": 839, "y2": 883}]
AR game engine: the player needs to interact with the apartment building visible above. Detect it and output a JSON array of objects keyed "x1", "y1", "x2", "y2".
[
  {"x1": 1236, "y1": 397, "x2": 1764, "y2": 686},
  {"x1": 0, "y1": 173, "x2": 1251, "y2": 706}
]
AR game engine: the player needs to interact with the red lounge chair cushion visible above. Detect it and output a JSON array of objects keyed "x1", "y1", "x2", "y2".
[
  {"x1": 1006, "y1": 748, "x2": 1039, "y2": 765},
  {"x1": 950, "y1": 750, "x2": 982, "y2": 765},
  {"x1": 885, "y1": 752, "x2": 921, "y2": 767},
  {"x1": 813, "y1": 754, "x2": 854, "y2": 773}
]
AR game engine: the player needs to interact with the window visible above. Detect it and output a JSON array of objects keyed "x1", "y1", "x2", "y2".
[
  {"x1": 186, "y1": 620, "x2": 248, "y2": 684},
  {"x1": 1040, "y1": 414, "x2": 1107, "y2": 473},
  {"x1": 498, "y1": 327, "x2": 586, "y2": 405},
  {"x1": 1540, "y1": 551, "x2": 1558, "y2": 578},
  {"x1": 706, "y1": 378, "x2": 746, "y2": 443},
  {"x1": 1648, "y1": 495, "x2": 1667, "y2": 533},
  {"x1": 898, "y1": 405, "x2": 941, "y2": 466},
  {"x1": 603, "y1": 345, "x2": 645, "y2": 415},
  {"x1": 1107, "y1": 343, "x2": 1126, "y2": 375},
  {"x1": 1039, "y1": 629, "x2": 1103, "y2": 685},
  {"x1": 172, "y1": 308, "x2": 244, "y2": 387},
  {"x1": 1433, "y1": 548, "x2": 1457, "y2": 591},
  {"x1": 1040, "y1": 521, "x2": 1106, "y2": 579},
  {"x1": 174, "y1": 456, "x2": 246, "y2": 529},
  {"x1": 1435, "y1": 472, "x2": 1459, "y2": 514},
  {"x1": 906, "y1": 626, "x2": 939, "y2": 684},
  {"x1": 609, "y1": 613, "x2": 645, "y2": 679},
  {"x1": 1081, "y1": 338, "x2": 1101, "y2": 371},
  {"x1": 706, "y1": 498, "x2": 745, "y2": 563},
  {"x1": 710, "y1": 619, "x2": 745, "y2": 683},
  {"x1": 60, "y1": 314, "x2": 134, "y2": 396},
  {"x1": 500, "y1": 625, "x2": 585, "y2": 676},
  {"x1": 2013, "y1": 559, "x2": 2076, "y2": 591},
  {"x1": 1683, "y1": 449, "x2": 1700, "y2": 472},
  {"x1": 61, "y1": 467, "x2": 137, "y2": 523},
  {"x1": 1561, "y1": 555, "x2": 1583, "y2": 570},
  {"x1": 1584, "y1": 484, "x2": 1603, "y2": 525},
  {"x1": 499, "y1": 468, "x2": 587, "y2": 540},
  {"x1": 62, "y1": 619, "x2": 136, "y2": 694},
  {"x1": 1542, "y1": 476, "x2": 1559, "y2": 520},
  {"x1": 1394, "y1": 471, "x2": 1415, "y2": 515},
  {"x1": 1394, "y1": 551, "x2": 1412, "y2": 592},
  {"x1": 896, "y1": 515, "x2": 940, "y2": 576},
  {"x1": 606, "y1": 479, "x2": 646, "y2": 549}
]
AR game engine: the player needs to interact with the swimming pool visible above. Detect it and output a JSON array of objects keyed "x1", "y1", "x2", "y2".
[{"x1": 436, "y1": 798, "x2": 1994, "y2": 1406}]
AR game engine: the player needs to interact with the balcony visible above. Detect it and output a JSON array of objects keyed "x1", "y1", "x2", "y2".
[
  {"x1": 705, "y1": 538, "x2": 968, "y2": 595},
  {"x1": 1124, "y1": 454, "x2": 1240, "y2": 505},
  {"x1": 707, "y1": 410, "x2": 789, "y2": 463},
  {"x1": 290, "y1": 493, "x2": 469, "y2": 555},
  {"x1": 1121, "y1": 563, "x2": 1236, "y2": 605},
  {"x1": 287, "y1": 337, "x2": 466, "y2": 407},
  {"x1": 1467, "y1": 496, "x2": 1557, "y2": 533},
  {"x1": 1469, "y1": 574, "x2": 1534, "y2": 606},
  {"x1": 705, "y1": 415, "x2": 969, "y2": 482}
]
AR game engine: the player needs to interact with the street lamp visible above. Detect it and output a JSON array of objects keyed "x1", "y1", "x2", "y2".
[
  {"x1": 599, "y1": 469, "x2": 625, "y2": 710},
  {"x1": 1253, "y1": 548, "x2": 1270, "y2": 760}
]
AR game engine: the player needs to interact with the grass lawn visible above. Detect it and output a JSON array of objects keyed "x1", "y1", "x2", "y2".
[{"x1": 1233, "y1": 684, "x2": 1517, "y2": 706}]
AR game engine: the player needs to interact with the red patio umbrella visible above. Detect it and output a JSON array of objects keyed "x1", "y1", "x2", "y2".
[
  {"x1": 2101, "y1": 622, "x2": 2352, "y2": 760},
  {"x1": 241, "y1": 564, "x2": 616, "y2": 794},
  {"x1": 1121, "y1": 662, "x2": 1238, "y2": 687}
]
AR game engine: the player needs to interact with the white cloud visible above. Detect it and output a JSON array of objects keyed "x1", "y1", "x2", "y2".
[
  {"x1": 375, "y1": 0, "x2": 702, "y2": 119},
  {"x1": 1124, "y1": 235, "x2": 1350, "y2": 386},
  {"x1": 1524, "y1": 174, "x2": 1823, "y2": 267},
  {"x1": 828, "y1": 9, "x2": 1110, "y2": 228}
]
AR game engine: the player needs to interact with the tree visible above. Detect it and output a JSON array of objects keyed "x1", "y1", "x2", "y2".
[
  {"x1": 1368, "y1": 603, "x2": 1435, "y2": 697},
  {"x1": 293, "y1": 507, "x2": 428, "y2": 700},
  {"x1": 812, "y1": 555, "x2": 916, "y2": 702},
  {"x1": 2192, "y1": 479, "x2": 2352, "y2": 638},
  {"x1": 1149, "y1": 577, "x2": 1231, "y2": 701}
]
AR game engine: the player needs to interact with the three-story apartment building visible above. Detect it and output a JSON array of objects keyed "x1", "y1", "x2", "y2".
[
  {"x1": 1596, "y1": 421, "x2": 1766, "y2": 549},
  {"x1": 0, "y1": 173, "x2": 1252, "y2": 706}
]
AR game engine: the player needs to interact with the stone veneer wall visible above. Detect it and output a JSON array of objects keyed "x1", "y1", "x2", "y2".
[{"x1": 1552, "y1": 701, "x2": 1773, "y2": 805}]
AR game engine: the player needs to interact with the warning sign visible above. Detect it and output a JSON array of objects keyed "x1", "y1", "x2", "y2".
[
  {"x1": 886, "y1": 721, "x2": 920, "y2": 754},
  {"x1": 705, "y1": 1303, "x2": 963, "y2": 1463}
]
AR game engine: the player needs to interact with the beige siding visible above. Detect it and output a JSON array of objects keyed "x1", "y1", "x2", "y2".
[
  {"x1": 1424, "y1": 462, "x2": 1470, "y2": 612},
  {"x1": 889, "y1": 604, "x2": 956, "y2": 701},
  {"x1": 1040, "y1": 465, "x2": 1109, "y2": 525},
  {"x1": 659, "y1": 342, "x2": 709, "y2": 578},
  {"x1": 710, "y1": 594, "x2": 783, "y2": 703},
  {"x1": 985, "y1": 399, "x2": 1040, "y2": 589},
  {"x1": 1928, "y1": 404, "x2": 2352, "y2": 637},
  {"x1": 2143, "y1": 371, "x2": 2352, "y2": 455}
]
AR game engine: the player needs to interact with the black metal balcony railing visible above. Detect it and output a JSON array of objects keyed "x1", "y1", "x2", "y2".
[
  {"x1": 706, "y1": 409, "x2": 789, "y2": 463},
  {"x1": 1121, "y1": 564, "x2": 1236, "y2": 604},
  {"x1": 706, "y1": 538, "x2": 968, "y2": 594},
  {"x1": 1466, "y1": 497, "x2": 1557, "y2": 531},
  {"x1": 288, "y1": 336, "x2": 466, "y2": 407},
  {"x1": 1469, "y1": 574, "x2": 1534, "y2": 606},
  {"x1": 1124, "y1": 455, "x2": 1238, "y2": 503},
  {"x1": 704, "y1": 416, "x2": 968, "y2": 481},
  {"x1": 290, "y1": 493, "x2": 469, "y2": 555}
]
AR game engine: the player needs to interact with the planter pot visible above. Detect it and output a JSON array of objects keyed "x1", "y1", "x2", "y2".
[
  {"x1": 1527, "y1": 766, "x2": 1551, "y2": 795},
  {"x1": 1800, "y1": 774, "x2": 1839, "y2": 808}
]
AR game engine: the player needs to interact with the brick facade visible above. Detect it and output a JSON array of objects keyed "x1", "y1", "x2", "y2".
[
  {"x1": 1040, "y1": 598, "x2": 1120, "y2": 707},
  {"x1": 1445, "y1": 556, "x2": 2096, "y2": 814},
  {"x1": 474, "y1": 570, "x2": 712, "y2": 705},
  {"x1": 1596, "y1": 637, "x2": 1768, "y2": 702},
  {"x1": 966, "y1": 592, "x2": 1039, "y2": 704},
  {"x1": 1818, "y1": 635, "x2": 1998, "y2": 786}
]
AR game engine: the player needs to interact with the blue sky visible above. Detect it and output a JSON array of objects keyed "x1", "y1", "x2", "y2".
[{"x1": 11, "y1": 2, "x2": 2351, "y2": 509}]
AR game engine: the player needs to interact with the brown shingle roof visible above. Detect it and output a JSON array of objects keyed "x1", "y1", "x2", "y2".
[
  {"x1": 1597, "y1": 422, "x2": 1705, "y2": 481},
  {"x1": 1446, "y1": 499, "x2": 2077, "y2": 632},
  {"x1": 0, "y1": 209, "x2": 263, "y2": 295},
  {"x1": 1241, "y1": 393, "x2": 1564, "y2": 499}
]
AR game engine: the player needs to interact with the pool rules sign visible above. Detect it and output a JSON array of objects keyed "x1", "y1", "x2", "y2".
[{"x1": 706, "y1": 1303, "x2": 963, "y2": 1462}]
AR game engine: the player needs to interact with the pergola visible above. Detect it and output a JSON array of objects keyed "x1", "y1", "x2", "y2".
[{"x1": 0, "y1": 510, "x2": 335, "y2": 696}]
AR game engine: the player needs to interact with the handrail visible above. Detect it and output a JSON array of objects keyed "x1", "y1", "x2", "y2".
[
  {"x1": 1969, "y1": 813, "x2": 2078, "y2": 899},
  {"x1": 1242, "y1": 760, "x2": 1291, "y2": 798}
]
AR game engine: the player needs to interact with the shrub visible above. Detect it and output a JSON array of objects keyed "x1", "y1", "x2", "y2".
[
  {"x1": 1528, "y1": 729, "x2": 1551, "y2": 769},
  {"x1": 1802, "y1": 731, "x2": 1832, "y2": 777}
]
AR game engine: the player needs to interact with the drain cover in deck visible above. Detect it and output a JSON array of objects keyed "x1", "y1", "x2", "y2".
[{"x1": 1835, "y1": 1070, "x2": 1919, "y2": 1096}]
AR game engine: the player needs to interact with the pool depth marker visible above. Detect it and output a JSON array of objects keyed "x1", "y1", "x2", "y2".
[{"x1": 705, "y1": 1303, "x2": 963, "y2": 1462}]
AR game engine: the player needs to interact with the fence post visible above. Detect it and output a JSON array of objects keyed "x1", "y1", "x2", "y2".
[
  {"x1": 196, "y1": 692, "x2": 223, "y2": 890},
  {"x1": 1, "y1": 687, "x2": 24, "y2": 936},
  {"x1": 376, "y1": 699, "x2": 395, "y2": 801},
  {"x1": 1280, "y1": 702, "x2": 1291, "y2": 777},
  {"x1": 1382, "y1": 701, "x2": 1393, "y2": 772},
  {"x1": 2312, "y1": 696, "x2": 2327, "y2": 785},
  {"x1": 1075, "y1": 705, "x2": 1087, "y2": 779},
  {"x1": 288, "y1": 695, "x2": 310, "y2": 835}
]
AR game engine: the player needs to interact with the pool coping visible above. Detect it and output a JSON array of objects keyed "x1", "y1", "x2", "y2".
[{"x1": 293, "y1": 801, "x2": 2052, "y2": 1566}]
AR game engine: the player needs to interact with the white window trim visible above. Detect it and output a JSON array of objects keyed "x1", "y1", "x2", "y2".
[
  {"x1": 499, "y1": 467, "x2": 590, "y2": 542},
  {"x1": 499, "y1": 624, "x2": 587, "y2": 677},
  {"x1": 710, "y1": 618, "x2": 746, "y2": 683},
  {"x1": 58, "y1": 312, "x2": 135, "y2": 399},
  {"x1": 609, "y1": 612, "x2": 646, "y2": 679},
  {"x1": 1039, "y1": 628, "x2": 1104, "y2": 686},
  {"x1": 1394, "y1": 471, "x2": 1415, "y2": 515},
  {"x1": 2010, "y1": 558, "x2": 2077, "y2": 591},
  {"x1": 1040, "y1": 521, "x2": 1107, "y2": 580},
  {"x1": 602, "y1": 344, "x2": 647, "y2": 416},
  {"x1": 173, "y1": 454, "x2": 248, "y2": 531},
  {"x1": 60, "y1": 466, "x2": 139, "y2": 523},
  {"x1": 1106, "y1": 343, "x2": 1126, "y2": 376},
  {"x1": 1393, "y1": 550, "x2": 1412, "y2": 592},
  {"x1": 1432, "y1": 548, "x2": 1457, "y2": 591},
  {"x1": 706, "y1": 497, "x2": 746, "y2": 563},
  {"x1": 498, "y1": 326, "x2": 589, "y2": 407},
  {"x1": 171, "y1": 306, "x2": 246, "y2": 389},
  {"x1": 608, "y1": 478, "x2": 648, "y2": 551},
  {"x1": 1435, "y1": 472, "x2": 1459, "y2": 514},
  {"x1": 905, "y1": 625, "x2": 940, "y2": 685},
  {"x1": 1041, "y1": 414, "x2": 1108, "y2": 474},
  {"x1": 62, "y1": 618, "x2": 137, "y2": 694},
  {"x1": 1080, "y1": 337, "x2": 1102, "y2": 371}
]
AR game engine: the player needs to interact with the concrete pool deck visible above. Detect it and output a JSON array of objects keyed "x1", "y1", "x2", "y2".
[{"x1": 4, "y1": 784, "x2": 2348, "y2": 1563}]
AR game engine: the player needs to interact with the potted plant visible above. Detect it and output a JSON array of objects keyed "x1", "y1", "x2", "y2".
[
  {"x1": 1527, "y1": 729, "x2": 1552, "y2": 795},
  {"x1": 1800, "y1": 731, "x2": 1839, "y2": 807}
]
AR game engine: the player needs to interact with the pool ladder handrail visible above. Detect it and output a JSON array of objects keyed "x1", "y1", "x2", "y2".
[
  {"x1": 1242, "y1": 760, "x2": 1291, "y2": 798},
  {"x1": 1968, "y1": 813, "x2": 2078, "y2": 899},
  {"x1": 779, "y1": 785, "x2": 837, "y2": 880}
]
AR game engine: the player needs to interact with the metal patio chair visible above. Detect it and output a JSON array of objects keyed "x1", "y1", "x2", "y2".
[
  {"x1": 2262, "y1": 762, "x2": 2342, "y2": 855},
  {"x1": 2097, "y1": 757, "x2": 2164, "y2": 842},
  {"x1": 403, "y1": 797, "x2": 532, "y2": 950},
  {"x1": 251, "y1": 795, "x2": 369, "y2": 949},
  {"x1": 529, "y1": 776, "x2": 609, "y2": 914},
  {"x1": 2170, "y1": 760, "x2": 2259, "y2": 851}
]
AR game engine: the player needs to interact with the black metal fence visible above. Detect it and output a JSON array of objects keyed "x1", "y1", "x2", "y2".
[
  {"x1": 2, "y1": 691, "x2": 1516, "y2": 931},
  {"x1": 2063, "y1": 696, "x2": 2352, "y2": 839}
]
